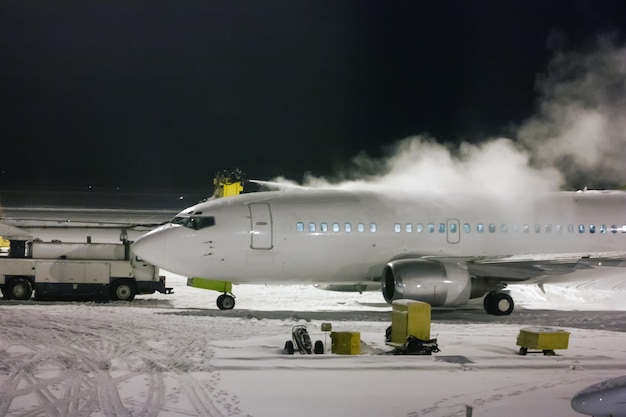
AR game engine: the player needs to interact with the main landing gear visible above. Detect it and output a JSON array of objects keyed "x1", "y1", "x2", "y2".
[
  {"x1": 483, "y1": 291, "x2": 514, "y2": 316},
  {"x1": 216, "y1": 293, "x2": 236, "y2": 310}
]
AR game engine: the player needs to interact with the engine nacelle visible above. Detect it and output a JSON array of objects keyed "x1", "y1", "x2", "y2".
[{"x1": 381, "y1": 259, "x2": 472, "y2": 307}]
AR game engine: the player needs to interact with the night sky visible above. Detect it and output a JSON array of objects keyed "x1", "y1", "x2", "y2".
[{"x1": 2, "y1": 1, "x2": 626, "y2": 193}]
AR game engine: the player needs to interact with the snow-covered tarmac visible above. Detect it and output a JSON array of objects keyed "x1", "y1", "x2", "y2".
[{"x1": 1, "y1": 272, "x2": 626, "y2": 417}]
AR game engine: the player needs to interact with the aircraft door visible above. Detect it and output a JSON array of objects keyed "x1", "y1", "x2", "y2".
[
  {"x1": 446, "y1": 218, "x2": 460, "y2": 244},
  {"x1": 249, "y1": 203, "x2": 273, "y2": 249}
]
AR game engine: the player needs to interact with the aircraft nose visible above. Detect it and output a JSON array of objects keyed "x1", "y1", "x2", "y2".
[{"x1": 132, "y1": 227, "x2": 168, "y2": 264}]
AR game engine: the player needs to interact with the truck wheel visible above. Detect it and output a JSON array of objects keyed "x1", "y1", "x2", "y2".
[
  {"x1": 110, "y1": 281, "x2": 136, "y2": 301},
  {"x1": 9, "y1": 278, "x2": 32, "y2": 301}
]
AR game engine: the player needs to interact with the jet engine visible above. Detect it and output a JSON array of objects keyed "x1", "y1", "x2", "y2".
[{"x1": 381, "y1": 259, "x2": 476, "y2": 307}]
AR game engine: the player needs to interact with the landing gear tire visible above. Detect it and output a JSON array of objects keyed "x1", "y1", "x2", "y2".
[
  {"x1": 314, "y1": 340, "x2": 324, "y2": 354},
  {"x1": 284, "y1": 340, "x2": 295, "y2": 355},
  {"x1": 110, "y1": 280, "x2": 136, "y2": 301},
  {"x1": 483, "y1": 292, "x2": 514, "y2": 316},
  {"x1": 8, "y1": 278, "x2": 32, "y2": 301},
  {"x1": 217, "y1": 294, "x2": 235, "y2": 310}
]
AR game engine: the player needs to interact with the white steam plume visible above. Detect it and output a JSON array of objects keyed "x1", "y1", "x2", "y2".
[
  {"x1": 273, "y1": 38, "x2": 626, "y2": 194},
  {"x1": 519, "y1": 37, "x2": 626, "y2": 187}
]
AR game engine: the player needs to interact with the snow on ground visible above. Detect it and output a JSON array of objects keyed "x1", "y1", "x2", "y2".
[{"x1": 1, "y1": 271, "x2": 626, "y2": 417}]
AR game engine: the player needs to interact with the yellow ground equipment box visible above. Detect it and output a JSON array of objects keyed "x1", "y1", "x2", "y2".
[
  {"x1": 390, "y1": 300, "x2": 431, "y2": 345},
  {"x1": 331, "y1": 332, "x2": 361, "y2": 355},
  {"x1": 516, "y1": 327, "x2": 570, "y2": 355},
  {"x1": 0, "y1": 236, "x2": 9, "y2": 252}
]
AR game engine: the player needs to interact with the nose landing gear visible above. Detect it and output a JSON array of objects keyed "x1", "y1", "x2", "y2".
[
  {"x1": 187, "y1": 278, "x2": 236, "y2": 310},
  {"x1": 216, "y1": 293, "x2": 236, "y2": 310}
]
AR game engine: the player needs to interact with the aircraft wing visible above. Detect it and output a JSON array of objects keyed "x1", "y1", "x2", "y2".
[{"x1": 443, "y1": 252, "x2": 626, "y2": 283}]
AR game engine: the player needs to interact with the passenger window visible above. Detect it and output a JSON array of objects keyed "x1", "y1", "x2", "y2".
[
  {"x1": 600, "y1": 225, "x2": 607, "y2": 234},
  {"x1": 332, "y1": 223, "x2": 340, "y2": 233},
  {"x1": 405, "y1": 223, "x2": 412, "y2": 233},
  {"x1": 394, "y1": 223, "x2": 401, "y2": 233},
  {"x1": 545, "y1": 224, "x2": 551, "y2": 233},
  {"x1": 463, "y1": 223, "x2": 471, "y2": 233},
  {"x1": 501, "y1": 224, "x2": 507, "y2": 233},
  {"x1": 621, "y1": 225, "x2": 626, "y2": 233},
  {"x1": 512, "y1": 224, "x2": 519, "y2": 233},
  {"x1": 578, "y1": 224, "x2": 585, "y2": 233},
  {"x1": 296, "y1": 222, "x2": 304, "y2": 232},
  {"x1": 523, "y1": 224, "x2": 530, "y2": 233},
  {"x1": 308, "y1": 222, "x2": 316, "y2": 233},
  {"x1": 320, "y1": 222, "x2": 328, "y2": 232},
  {"x1": 370, "y1": 223, "x2": 377, "y2": 233},
  {"x1": 534, "y1": 224, "x2": 541, "y2": 233},
  {"x1": 449, "y1": 223, "x2": 457, "y2": 233},
  {"x1": 611, "y1": 225, "x2": 618, "y2": 234},
  {"x1": 488, "y1": 224, "x2": 496, "y2": 233},
  {"x1": 344, "y1": 223, "x2": 352, "y2": 233},
  {"x1": 477, "y1": 223, "x2": 484, "y2": 233},
  {"x1": 438, "y1": 223, "x2": 446, "y2": 233},
  {"x1": 568, "y1": 224, "x2": 575, "y2": 233},
  {"x1": 416, "y1": 223, "x2": 424, "y2": 233},
  {"x1": 357, "y1": 223, "x2": 365, "y2": 232},
  {"x1": 589, "y1": 224, "x2": 596, "y2": 234},
  {"x1": 556, "y1": 224, "x2": 562, "y2": 233},
  {"x1": 428, "y1": 223, "x2": 435, "y2": 233}
]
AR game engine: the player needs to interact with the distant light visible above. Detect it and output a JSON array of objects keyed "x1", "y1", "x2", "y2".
[{"x1": 179, "y1": 196, "x2": 184, "y2": 200}]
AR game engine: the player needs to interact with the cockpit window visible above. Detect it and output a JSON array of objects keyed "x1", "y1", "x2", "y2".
[{"x1": 172, "y1": 216, "x2": 216, "y2": 230}]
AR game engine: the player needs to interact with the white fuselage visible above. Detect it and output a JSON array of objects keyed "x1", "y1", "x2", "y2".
[{"x1": 132, "y1": 189, "x2": 626, "y2": 284}]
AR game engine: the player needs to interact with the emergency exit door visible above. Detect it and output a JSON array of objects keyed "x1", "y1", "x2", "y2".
[{"x1": 249, "y1": 203, "x2": 273, "y2": 249}]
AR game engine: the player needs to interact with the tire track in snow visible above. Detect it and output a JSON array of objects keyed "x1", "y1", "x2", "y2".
[
  {"x1": 178, "y1": 373, "x2": 225, "y2": 417},
  {"x1": 408, "y1": 374, "x2": 586, "y2": 417},
  {"x1": 0, "y1": 306, "x2": 238, "y2": 417}
]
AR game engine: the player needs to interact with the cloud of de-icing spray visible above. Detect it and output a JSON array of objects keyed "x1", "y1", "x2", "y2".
[
  {"x1": 274, "y1": 39, "x2": 626, "y2": 194},
  {"x1": 519, "y1": 38, "x2": 626, "y2": 188},
  {"x1": 294, "y1": 138, "x2": 563, "y2": 195}
]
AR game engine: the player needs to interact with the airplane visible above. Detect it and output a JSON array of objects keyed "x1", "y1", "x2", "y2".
[
  {"x1": 571, "y1": 375, "x2": 626, "y2": 416},
  {"x1": 131, "y1": 188, "x2": 626, "y2": 314}
]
